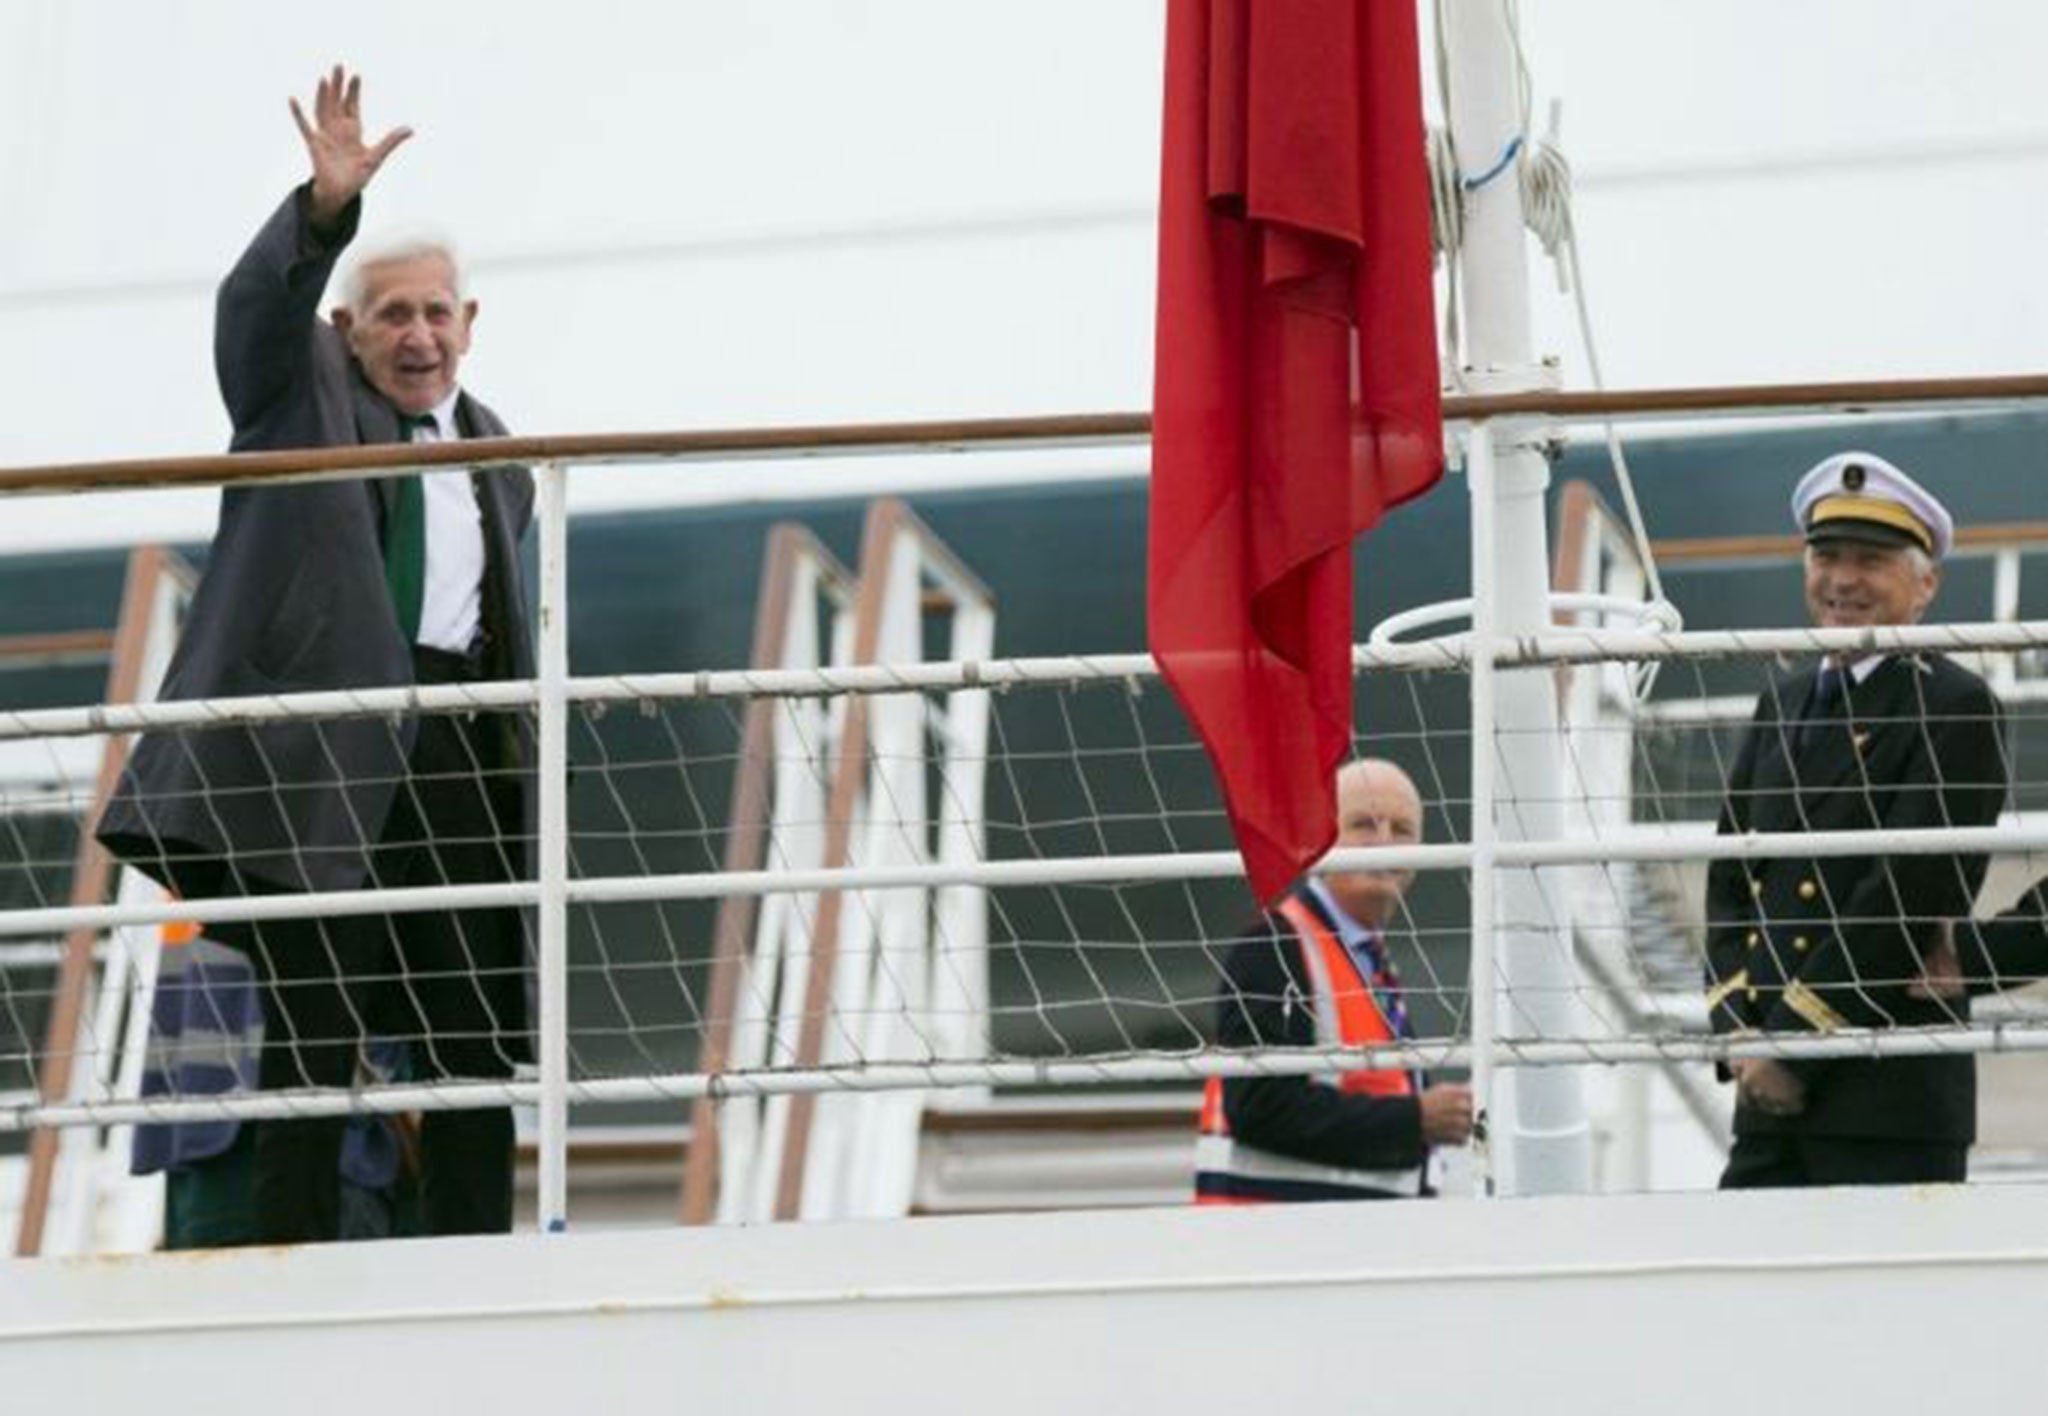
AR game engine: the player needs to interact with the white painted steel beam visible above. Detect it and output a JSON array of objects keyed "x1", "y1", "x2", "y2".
[
  {"x1": 7, "y1": 1186, "x2": 2048, "y2": 1415},
  {"x1": 1444, "y1": 0, "x2": 1590, "y2": 1197}
]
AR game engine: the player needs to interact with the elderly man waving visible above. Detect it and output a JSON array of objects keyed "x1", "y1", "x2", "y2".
[{"x1": 99, "y1": 67, "x2": 534, "y2": 1243}]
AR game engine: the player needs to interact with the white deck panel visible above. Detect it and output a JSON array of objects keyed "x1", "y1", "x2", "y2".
[{"x1": 6, "y1": 1183, "x2": 2048, "y2": 1412}]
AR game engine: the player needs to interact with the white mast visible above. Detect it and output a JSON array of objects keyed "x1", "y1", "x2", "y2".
[{"x1": 1440, "y1": 0, "x2": 1591, "y2": 1196}]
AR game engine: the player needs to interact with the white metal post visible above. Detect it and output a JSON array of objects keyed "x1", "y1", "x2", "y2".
[
  {"x1": 934, "y1": 598, "x2": 995, "y2": 1073},
  {"x1": 536, "y1": 460, "x2": 571, "y2": 1231},
  {"x1": 1442, "y1": 0, "x2": 1591, "y2": 1195},
  {"x1": 1466, "y1": 426, "x2": 1500, "y2": 1198}
]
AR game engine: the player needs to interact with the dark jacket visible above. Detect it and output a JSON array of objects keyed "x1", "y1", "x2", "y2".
[
  {"x1": 1952, "y1": 883, "x2": 2048, "y2": 995},
  {"x1": 1704, "y1": 654, "x2": 2007, "y2": 1143},
  {"x1": 97, "y1": 185, "x2": 534, "y2": 894},
  {"x1": 1214, "y1": 888, "x2": 1427, "y2": 1175}
]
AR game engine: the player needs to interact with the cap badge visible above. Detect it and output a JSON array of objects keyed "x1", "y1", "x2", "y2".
[{"x1": 1842, "y1": 462, "x2": 1866, "y2": 491}]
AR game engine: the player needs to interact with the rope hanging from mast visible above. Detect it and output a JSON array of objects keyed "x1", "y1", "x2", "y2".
[{"x1": 1426, "y1": 0, "x2": 1677, "y2": 688}]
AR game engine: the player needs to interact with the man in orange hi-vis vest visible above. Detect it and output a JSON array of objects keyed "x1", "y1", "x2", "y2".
[{"x1": 1197, "y1": 759, "x2": 1473, "y2": 1203}]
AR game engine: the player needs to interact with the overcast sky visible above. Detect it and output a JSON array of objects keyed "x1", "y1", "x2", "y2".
[{"x1": 4, "y1": 0, "x2": 2046, "y2": 549}]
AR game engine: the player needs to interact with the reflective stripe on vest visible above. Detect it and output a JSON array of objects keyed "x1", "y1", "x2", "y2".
[{"x1": 1195, "y1": 895, "x2": 1422, "y2": 1203}]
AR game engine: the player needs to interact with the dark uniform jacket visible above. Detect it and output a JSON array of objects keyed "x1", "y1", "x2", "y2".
[
  {"x1": 96, "y1": 185, "x2": 535, "y2": 897},
  {"x1": 1704, "y1": 653, "x2": 2006, "y2": 1144},
  {"x1": 1953, "y1": 883, "x2": 2048, "y2": 994},
  {"x1": 1214, "y1": 888, "x2": 1427, "y2": 1175}
]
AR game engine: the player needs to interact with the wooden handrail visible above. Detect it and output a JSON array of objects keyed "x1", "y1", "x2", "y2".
[
  {"x1": 0, "y1": 631, "x2": 116, "y2": 666},
  {"x1": 9, "y1": 373, "x2": 2048, "y2": 496},
  {"x1": 677, "y1": 523, "x2": 856, "y2": 1226},
  {"x1": 15, "y1": 547, "x2": 163, "y2": 1257},
  {"x1": 0, "y1": 415, "x2": 1153, "y2": 494},
  {"x1": 772, "y1": 502, "x2": 901, "y2": 1221},
  {"x1": 1451, "y1": 371, "x2": 2048, "y2": 423},
  {"x1": 768, "y1": 498, "x2": 996, "y2": 1222},
  {"x1": 918, "y1": 1104, "x2": 1198, "y2": 1134}
]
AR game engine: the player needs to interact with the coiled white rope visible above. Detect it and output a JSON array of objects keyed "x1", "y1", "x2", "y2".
[{"x1": 1428, "y1": 0, "x2": 1676, "y2": 692}]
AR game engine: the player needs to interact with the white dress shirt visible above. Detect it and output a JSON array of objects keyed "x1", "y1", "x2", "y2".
[{"x1": 404, "y1": 391, "x2": 486, "y2": 654}]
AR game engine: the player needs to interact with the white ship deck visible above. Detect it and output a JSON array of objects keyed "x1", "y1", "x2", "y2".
[{"x1": 7, "y1": 1181, "x2": 2045, "y2": 1412}]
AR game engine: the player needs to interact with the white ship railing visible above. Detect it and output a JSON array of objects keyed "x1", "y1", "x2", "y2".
[{"x1": 5, "y1": 372, "x2": 2048, "y2": 1249}]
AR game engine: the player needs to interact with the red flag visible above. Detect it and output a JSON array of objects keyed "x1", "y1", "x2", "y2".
[{"x1": 1149, "y1": 0, "x2": 1444, "y2": 903}]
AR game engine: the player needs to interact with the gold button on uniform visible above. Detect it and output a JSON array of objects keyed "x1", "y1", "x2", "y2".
[
  {"x1": 1750, "y1": 879, "x2": 1764, "y2": 899},
  {"x1": 1745, "y1": 931, "x2": 1761, "y2": 950},
  {"x1": 1746, "y1": 986, "x2": 1760, "y2": 1004},
  {"x1": 1793, "y1": 936, "x2": 1809, "y2": 953},
  {"x1": 1797, "y1": 879, "x2": 1818, "y2": 901}
]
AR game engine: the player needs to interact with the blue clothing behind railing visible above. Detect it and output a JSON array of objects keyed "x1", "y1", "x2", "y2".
[{"x1": 132, "y1": 935, "x2": 401, "y2": 1191}]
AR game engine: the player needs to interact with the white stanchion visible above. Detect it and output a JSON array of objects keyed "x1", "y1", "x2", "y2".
[{"x1": 536, "y1": 460, "x2": 571, "y2": 1234}]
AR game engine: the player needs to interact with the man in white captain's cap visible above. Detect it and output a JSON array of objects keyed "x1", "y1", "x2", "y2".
[
  {"x1": 1792, "y1": 451, "x2": 1953, "y2": 628},
  {"x1": 1701, "y1": 450, "x2": 2006, "y2": 1188}
]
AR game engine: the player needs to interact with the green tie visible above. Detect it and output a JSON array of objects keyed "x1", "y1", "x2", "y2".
[{"x1": 383, "y1": 416, "x2": 432, "y2": 644}]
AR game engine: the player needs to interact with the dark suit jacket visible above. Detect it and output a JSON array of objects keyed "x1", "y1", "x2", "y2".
[
  {"x1": 1953, "y1": 883, "x2": 2048, "y2": 994},
  {"x1": 97, "y1": 185, "x2": 535, "y2": 895},
  {"x1": 1214, "y1": 888, "x2": 1427, "y2": 1173},
  {"x1": 1704, "y1": 654, "x2": 2006, "y2": 1144}
]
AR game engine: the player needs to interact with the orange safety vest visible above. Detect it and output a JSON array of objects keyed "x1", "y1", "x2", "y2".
[{"x1": 1195, "y1": 894, "x2": 1420, "y2": 1204}]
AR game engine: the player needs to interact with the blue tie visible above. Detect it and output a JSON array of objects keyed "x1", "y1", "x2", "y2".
[
  {"x1": 1355, "y1": 930, "x2": 1426, "y2": 1092},
  {"x1": 1797, "y1": 667, "x2": 1846, "y2": 754},
  {"x1": 1354, "y1": 932, "x2": 1412, "y2": 1039}
]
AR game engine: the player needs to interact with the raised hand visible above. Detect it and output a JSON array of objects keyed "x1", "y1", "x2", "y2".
[{"x1": 289, "y1": 65, "x2": 413, "y2": 228}]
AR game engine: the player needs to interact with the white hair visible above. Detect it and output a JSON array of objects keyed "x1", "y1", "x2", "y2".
[{"x1": 338, "y1": 234, "x2": 467, "y2": 313}]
